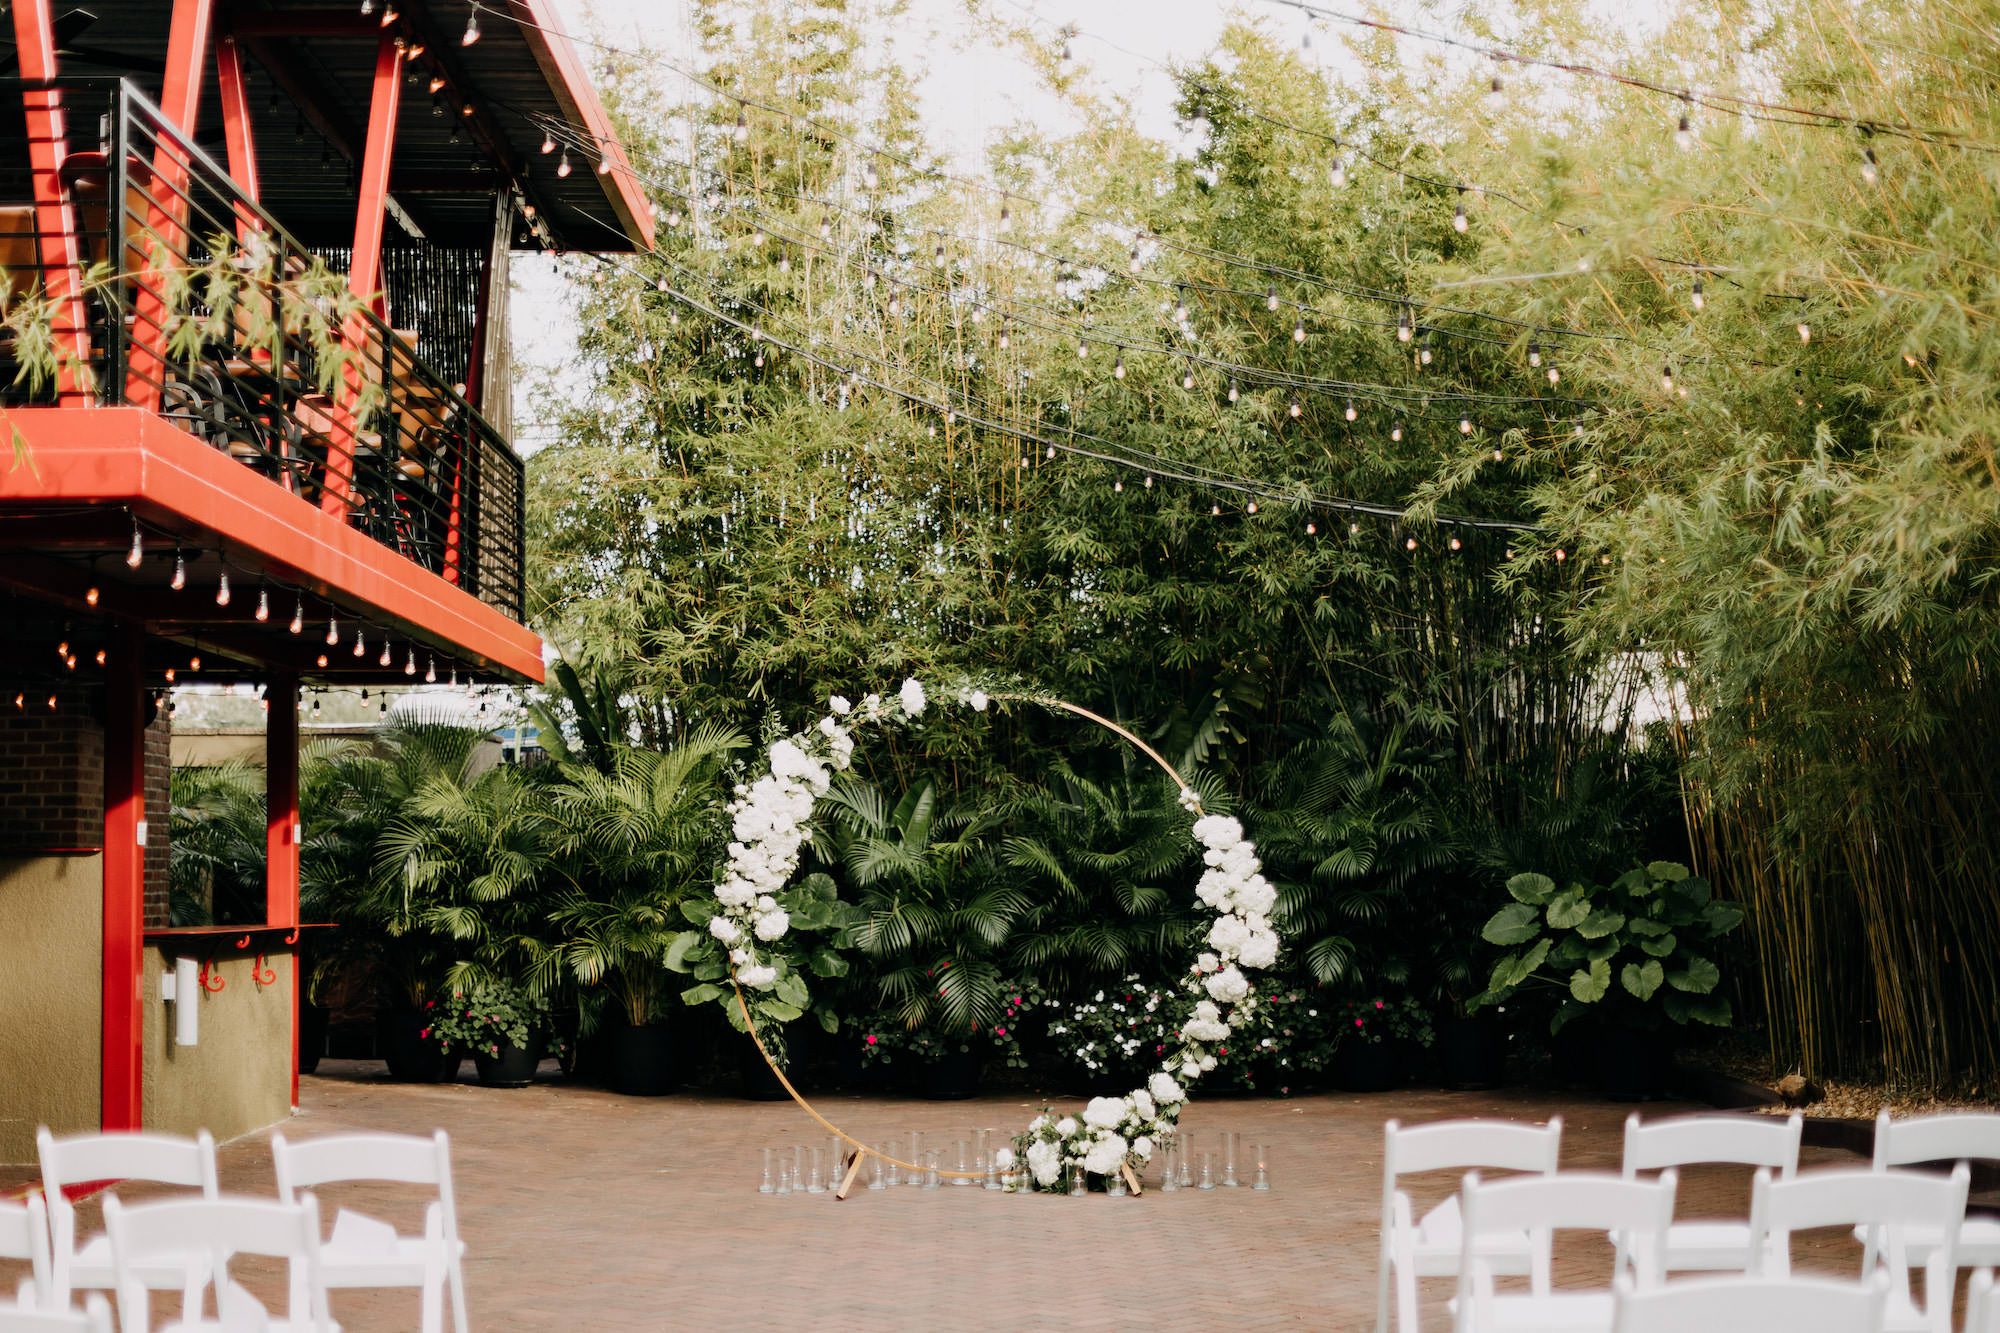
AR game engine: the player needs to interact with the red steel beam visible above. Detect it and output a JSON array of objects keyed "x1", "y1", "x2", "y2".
[
  {"x1": 125, "y1": 0, "x2": 217, "y2": 414},
  {"x1": 101, "y1": 620, "x2": 146, "y2": 1132},
  {"x1": 265, "y1": 671, "x2": 301, "y2": 1109},
  {"x1": 322, "y1": 32, "x2": 404, "y2": 517},
  {"x1": 9, "y1": 0, "x2": 94, "y2": 404},
  {"x1": 0, "y1": 407, "x2": 544, "y2": 682},
  {"x1": 214, "y1": 34, "x2": 261, "y2": 210}
]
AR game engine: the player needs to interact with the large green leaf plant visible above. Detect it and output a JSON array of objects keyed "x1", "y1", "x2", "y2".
[{"x1": 1473, "y1": 862, "x2": 1743, "y2": 1034}]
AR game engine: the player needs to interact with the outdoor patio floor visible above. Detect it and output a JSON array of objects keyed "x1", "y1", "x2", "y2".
[{"x1": 7, "y1": 1062, "x2": 1889, "y2": 1331}]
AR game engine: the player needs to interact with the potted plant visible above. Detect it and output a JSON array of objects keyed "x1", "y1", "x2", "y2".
[
  {"x1": 1472, "y1": 862, "x2": 1743, "y2": 1099},
  {"x1": 430, "y1": 978, "x2": 555, "y2": 1087}
]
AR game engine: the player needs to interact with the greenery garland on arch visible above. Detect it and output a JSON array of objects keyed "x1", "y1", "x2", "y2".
[{"x1": 676, "y1": 678, "x2": 1281, "y2": 1189}]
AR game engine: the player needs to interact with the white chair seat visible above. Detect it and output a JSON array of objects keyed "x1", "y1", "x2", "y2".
[
  {"x1": 68, "y1": 1234, "x2": 210, "y2": 1291},
  {"x1": 1413, "y1": 1196, "x2": 1536, "y2": 1275},
  {"x1": 1661, "y1": 1220, "x2": 1755, "y2": 1270},
  {"x1": 316, "y1": 1211, "x2": 461, "y2": 1288}
]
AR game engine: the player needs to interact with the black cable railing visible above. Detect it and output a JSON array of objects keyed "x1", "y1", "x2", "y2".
[{"x1": 0, "y1": 77, "x2": 524, "y2": 623}]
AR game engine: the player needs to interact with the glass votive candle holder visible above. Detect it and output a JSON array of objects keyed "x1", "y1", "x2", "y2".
[
  {"x1": 1198, "y1": 1152, "x2": 1215, "y2": 1190},
  {"x1": 1253, "y1": 1144, "x2": 1270, "y2": 1190},
  {"x1": 882, "y1": 1144, "x2": 901, "y2": 1187},
  {"x1": 1160, "y1": 1141, "x2": 1180, "y2": 1192},
  {"x1": 1105, "y1": 1168, "x2": 1127, "y2": 1198},
  {"x1": 1222, "y1": 1131, "x2": 1239, "y2": 1187},
  {"x1": 868, "y1": 1152, "x2": 885, "y2": 1190},
  {"x1": 1068, "y1": 1164, "x2": 1087, "y2": 1197},
  {"x1": 759, "y1": 1147, "x2": 774, "y2": 1194}
]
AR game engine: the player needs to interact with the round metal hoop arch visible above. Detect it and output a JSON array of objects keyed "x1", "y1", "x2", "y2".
[{"x1": 729, "y1": 692, "x2": 1199, "y2": 1186}]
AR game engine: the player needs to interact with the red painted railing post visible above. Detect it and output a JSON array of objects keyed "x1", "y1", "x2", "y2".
[
  {"x1": 10, "y1": 0, "x2": 93, "y2": 405},
  {"x1": 266, "y1": 672, "x2": 300, "y2": 1109},
  {"x1": 101, "y1": 620, "x2": 146, "y2": 1132},
  {"x1": 322, "y1": 32, "x2": 404, "y2": 517}
]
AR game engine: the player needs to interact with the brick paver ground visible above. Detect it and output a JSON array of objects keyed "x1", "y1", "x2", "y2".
[{"x1": 5, "y1": 1062, "x2": 1892, "y2": 1331}]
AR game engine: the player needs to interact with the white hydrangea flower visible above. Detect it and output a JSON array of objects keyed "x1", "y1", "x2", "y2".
[
  {"x1": 969, "y1": 690, "x2": 989, "y2": 711},
  {"x1": 1131, "y1": 1090, "x2": 1156, "y2": 1120},
  {"x1": 1082, "y1": 1096, "x2": 1126, "y2": 1130},
  {"x1": 1027, "y1": 1139, "x2": 1062, "y2": 1186},
  {"x1": 754, "y1": 909, "x2": 790, "y2": 941},
  {"x1": 829, "y1": 695, "x2": 851, "y2": 715},
  {"x1": 1133, "y1": 1135, "x2": 1155, "y2": 1160},
  {"x1": 738, "y1": 964, "x2": 778, "y2": 988},
  {"x1": 818, "y1": 716, "x2": 839, "y2": 737},
  {"x1": 994, "y1": 1147, "x2": 1015, "y2": 1170},
  {"x1": 1204, "y1": 965, "x2": 1251, "y2": 1003},
  {"x1": 1149, "y1": 1071, "x2": 1185, "y2": 1105},
  {"x1": 1082, "y1": 1133, "x2": 1128, "y2": 1176},
  {"x1": 1055, "y1": 1116, "x2": 1078, "y2": 1137},
  {"x1": 729, "y1": 947, "x2": 750, "y2": 966},
  {"x1": 1237, "y1": 927, "x2": 1279, "y2": 970},
  {"x1": 899, "y1": 678, "x2": 927, "y2": 716},
  {"x1": 755, "y1": 895, "x2": 777, "y2": 913},
  {"x1": 1195, "y1": 952, "x2": 1220, "y2": 974},
  {"x1": 708, "y1": 915, "x2": 742, "y2": 944}
]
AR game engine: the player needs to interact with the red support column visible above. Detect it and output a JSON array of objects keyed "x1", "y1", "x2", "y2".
[
  {"x1": 101, "y1": 622, "x2": 146, "y2": 1132},
  {"x1": 214, "y1": 34, "x2": 262, "y2": 213},
  {"x1": 125, "y1": 0, "x2": 216, "y2": 414},
  {"x1": 10, "y1": 0, "x2": 92, "y2": 405},
  {"x1": 266, "y1": 673, "x2": 301, "y2": 1109},
  {"x1": 322, "y1": 32, "x2": 404, "y2": 517}
]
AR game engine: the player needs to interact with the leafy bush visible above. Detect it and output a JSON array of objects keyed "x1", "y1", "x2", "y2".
[
  {"x1": 1040, "y1": 976, "x2": 1181, "y2": 1087},
  {"x1": 1474, "y1": 863, "x2": 1743, "y2": 1033},
  {"x1": 425, "y1": 978, "x2": 555, "y2": 1058}
]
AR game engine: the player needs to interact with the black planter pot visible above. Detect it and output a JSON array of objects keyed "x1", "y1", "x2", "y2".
[
  {"x1": 472, "y1": 1033, "x2": 545, "y2": 1087},
  {"x1": 922, "y1": 1046, "x2": 982, "y2": 1101},
  {"x1": 610, "y1": 1024, "x2": 677, "y2": 1096},
  {"x1": 377, "y1": 1010, "x2": 460, "y2": 1083},
  {"x1": 298, "y1": 1003, "x2": 329, "y2": 1076},
  {"x1": 1333, "y1": 1038, "x2": 1400, "y2": 1093},
  {"x1": 1595, "y1": 1025, "x2": 1673, "y2": 1101},
  {"x1": 1438, "y1": 1014, "x2": 1506, "y2": 1090}
]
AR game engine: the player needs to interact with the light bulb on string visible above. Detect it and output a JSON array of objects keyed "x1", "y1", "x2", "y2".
[
  {"x1": 215, "y1": 572, "x2": 230, "y2": 607},
  {"x1": 1329, "y1": 156, "x2": 1346, "y2": 188},
  {"x1": 1391, "y1": 419, "x2": 1404, "y2": 442},
  {"x1": 933, "y1": 244, "x2": 946, "y2": 268},
  {"x1": 1691, "y1": 276, "x2": 1705, "y2": 312},
  {"x1": 1128, "y1": 246, "x2": 1141, "y2": 274},
  {"x1": 425, "y1": 658, "x2": 437, "y2": 684},
  {"x1": 1344, "y1": 398, "x2": 1357, "y2": 422},
  {"x1": 1228, "y1": 381, "x2": 1240, "y2": 403},
  {"x1": 1546, "y1": 365, "x2": 1560, "y2": 386},
  {"x1": 405, "y1": 649, "x2": 417, "y2": 677},
  {"x1": 171, "y1": 549, "x2": 186, "y2": 590},
  {"x1": 1143, "y1": 475, "x2": 1153, "y2": 488},
  {"x1": 1046, "y1": 446, "x2": 1056, "y2": 460},
  {"x1": 354, "y1": 630, "x2": 366, "y2": 658},
  {"x1": 556, "y1": 148, "x2": 571, "y2": 178},
  {"x1": 1247, "y1": 501, "x2": 1258, "y2": 514},
  {"x1": 1182, "y1": 364, "x2": 1195, "y2": 390},
  {"x1": 1555, "y1": 548, "x2": 1567, "y2": 562},
  {"x1": 1452, "y1": 187, "x2": 1469, "y2": 233},
  {"x1": 461, "y1": 5, "x2": 479, "y2": 44},
  {"x1": 1861, "y1": 147, "x2": 1878, "y2": 184},
  {"x1": 1676, "y1": 113, "x2": 1693, "y2": 150},
  {"x1": 379, "y1": 639, "x2": 392, "y2": 668},
  {"x1": 1528, "y1": 342, "x2": 1541, "y2": 368},
  {"x1": 255, "y1": 588, "x2": 269, "y2": 622},
  {"x1": 1450, "y1": 536, "x2": 1462, "y2": 551},
  {"x1": 862, "y1": 163, "x2": 879, "y2": 190},
  {"x1": 1305, "y1": 522, "x2": 1316, "y2": 535},
  {"x1": 1661, "y1": 365, "x2": 1676, "y2": 393},
  {"x1": 733, "y1": 108, "x2": 749, "y2": 143},
  {"x1": 1288, "y1": 393, "x2": 1302, "y2": 418},
  {"x1": 1492, "y1": 448, "x2": 1504, "y2": 461},
  {"x1": 1113, "y1": 352, "x2": 1125, "y2": 379},
  {"x1": 1405, "y1": 537, "x2": 1417, "y2": 550},
  {"x1": 997, "y1": 205, "x2": 1012, "y2": 232},
  {"x1": 1350, "y1": 523, "x2": 1360, "y2": 535},
  {"x1": 1459, "y1": 415, "x2": 1473, "y2": 434},
  {"x1": 1113, "y1": 480, "x2": 1123, "y2": 493},
  {"x1": 289, "y1": 597, "x2": 304, "y2": 634},
  {"x1": 819, "y1": 214, "x2": 832, "y2": 239},
  {"x1": 311, "y1": 698, "x2": 321, "y2": 720},
  {"x1": 449, "y1": 666, "x2": 459, "y2": 688},
  {"x1": 1397, "y1": 308, "x2": 1412, "y2": 342},
  {"x1": 1489, "y1": 74, "x2": 1503, "y2": 99},
  {"x1": 540, "y1": 131, "x2": 555, "y2": 154},
  {"x1": 1292, "y1": 316, "x2": 1305, "y2": 343},
  {"x1": 1210, "y1": 504, "x2": 1221, "y2": 516},
  {"x1": 1798, "y1": 322, "x2": 1811, "y2": 344},
  {"x1": 1173, "y1": 290, "x2": 1188, "y2": 324},
  {"x1": 1076, "y1": 337, "x2": 1088, "y2": 358},
  {"x1": 315, "y1": 655, "x2": 327, "y2": 668},
  {"x1": 1419, "y1": 333, "x2": 1433, "y2": 366},
  {"x1": 998, "y1": 323, "x2": 1010, "y2": 350},
  {"x1": 85, "y1": 586, "x2": 99, "y2": 606},
  {"x1": 126, "y1": 521, "x2": 143, "y2": 568},
  {"x1": 326, "y1": 615, "x2": 339, "y2": 646},
  {"x1": 1265, "y1": 284, "x2": 1278, "y2": 312},
  {"x1": 596, "y1": 150, "x2": 611, "y2": 175}
]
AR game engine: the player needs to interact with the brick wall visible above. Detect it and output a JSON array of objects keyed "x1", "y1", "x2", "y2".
[
  {"x1": 144, "y1": 711, "x2": 172, "y2": 927},
  {"x1": 0, "y1": 707, "x2": 105, "y2": 851}
]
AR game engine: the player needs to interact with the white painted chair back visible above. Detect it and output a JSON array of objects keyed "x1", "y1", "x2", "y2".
[
  {"x1": 1868, "y1": 1112, "x2": 2000, "y2": 1269},
  {"x1": 1967, "y1": 1268, "x2": 1997, "y2": 1333},
  {"x1": 0, "y1": 1193, "x2": 53, "y2": 1310},
  {"x1": 270, "y1": 1130, "x2": 465, "y2": 1333},
  {"x1": 1376, "y1": 1117, "x2": 1563, "y2": 1333},
  {"x1": 1458, "y1": 1169, "x2": 1678, "y2": 1301},
  {"x1": 102, "y1": 1193, "x2": 331, "y2": 1333},
  {"x1": 36, "y1": 1128, "x2": 218, "y2": 1304},
  {"x1": 1610, "y1": 1271, "x2": 1889, "y2": 1333},
  {"x1": 1749, "y1": 1165, "x2": 1967, "y2": 1333},
  {"x1": 0, "y1": 1294, "x2": 113, "y2": 1333},
  {"x1": 1620, "y1": 1112, "x2": 1804, "y2": 1273}
]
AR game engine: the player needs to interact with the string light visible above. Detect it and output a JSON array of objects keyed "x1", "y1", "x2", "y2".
[
  {"x1": 557, "y1": 148, "x2": 571, "y2": 178},
  {"x1": 380, "y1": 640, "x2": 393, "y2": 667},
  {"x1": 326, "y1": 615, "x2": 339, "y2": 646},
  {"x1": 353, "y1": 630, "x2": 366, "y2": 658},
  {"x1": 1459, "y1": 414, "x2": 1473, "y2": 434},
  {"x1": 1676, "y1": 92, "x2": 1695, "y2": 150},
  {"x1": 311, "y1": 697, "x2": 321, "y2": 719},
  {"x1": 1305, "y1": 522, "x2": 1316, "y2": 535},
  {"x1": 1143, "y1": 475, "x2": 1153, "y2": 488},
  {"x1": 1228, "y1": 380, "x2": 1240, "y2": 403},
  {"x1": 406, "y1": 649, "x2": 418, "y2": 677},
  {"x1": 1246, "y1": 501, "x2": 1258, "y2": 514},
  {"x1": 126, "y1": 522, "x2": 143, "y2": 568},
  {"x1": 733, "y1": 108, "x2": 749, "y2": 143},
  {"x1": 1419, "y1": 333, "x2": 1433, "y2": 365},
  {"x1": 85, "y1": 586, "x2": 99, "y2": 606},
  {"x1": 1391, "y1": 419, "x2": 1404, "y2": 441},
  {"x1": 1406, "y1": 537, "x2": 1418, "y2": 550},
  {"x1": 1173, "y1": 290, "x2": 1189, "y2": 324},
  {"x1": 1452, "y1": 187, "x2": 1469, "y2": 233},
  {"x1": 1344, "y1": 398, "x2": 1357, "y2": 421},
  {"x1": 1489, "y1": 73, "x2": 1503, "y2": 99},
  {"x1": 171, "y1": 550, "x2": 186, "y2": 590},
  {"x1": 1329, "y1": 155, "x2": 1346, "y2": 187},
  {"x1": 1076, "y1": 337, "x2": 1088, "y2": 358},
  {"x1": 1113, "y1": 352, "x2": 1125, "y2": 379},
  {"x1": 1046, "y1": 445, "x2": 1057, "y2": 460},
  {"x1": 862, "y1": 163, "x2": 879, "y2": 190},
  {"x1": 461, "y1": 5, "x2": 479, "y2": 44},
  {"x1": 1555, "y1": 548, "x2": 1567, "y2": 562},
  {"x1": 1690, "y1": 277, "x2": 1705, "y2": 312},
  {"x1": 1450, "y1": 536, "x2": 1462, "y2": 551},
  {"x1": 1661, "y1": 365, "x2": 1676, "y2": 393},
  {"x1": 1397, "y1": 308, "x2": 1412, "y2": 342},
  {"x1": 255, "y1": 588, "x2": 269, "y2": 622},
  {"x1": 1211, "y1": 504, "x2": 1221, "y2": 516},
  {"x1": 998, "y1": 205, "x2": 1012, "y2": 232},
  {"x1": 540, "y1": 132, "x2": 555, "y2": 154},
  {"x1": 189, "y1": 655, "x2": 201, "y2": 671},
  {"x1": 1798, "y1": 322, "x2": 1812, "y2": 344},
  {"x1": 1181, "y1": 363, "x2": 1196, "y2": 390},
  {"x1": 1265, "y1": 284, "x2": 1279, "y2": 312},
  {"x1": 316, "y1": 655, "x2": 328, "y2": 668},
  {"x1": 1528, "y1": 342, "x2": 1541, "y2": 368},
  {"x1": 215, "y1": 572, "x2": 230, "y2": 607},
  {"x1": 1114, "y1": 480, "x2": 1123, "y2": 492},
  {"x1": 1288, "y1": 393, "x2": 1302, "y2": 418},
  {"x1": 1292, "y1": 316, "x2": 1306, "y2": 343},
  {"x1": 1861, "y1": 147, "x2": 1879, "y2": 184}
]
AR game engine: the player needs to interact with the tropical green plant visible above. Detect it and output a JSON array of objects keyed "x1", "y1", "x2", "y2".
[
  {"x1": 817, "y1": 776, "x2": 1024, "y2": 1035},
  {"x1": 668, "y1": 870, "x2": 853, "y2": 1064},
  {"x1": 546, "y1": 724, "x2": 745, "y2": 1032},
  {"x1": 1473, "y1": 863, "x2": 1744, "y2": 1034},
  {"x1": 167, "y1": 761, "x2": 267, "y2": 926},
  {"x1": 1334, "y1": 996, "x2": 1435, "y2": 1048}
]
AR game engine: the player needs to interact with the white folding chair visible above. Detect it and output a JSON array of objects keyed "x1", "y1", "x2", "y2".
[
  {"x1": 1864, "y1": 1111, "x2": 2000, "y2": 1268},
  {"x1": 1609, "y1": 1271, "x2": 1889, "y2": 1333},
  {"x1": 37, "y1": 1129, "x2": 218, "y2": 1308},
  {"x1": 0, "y1": 1293, "x2": 114, "y2": 1333},
  {"x1": 102, "y1": 1193, "x2": 332, "y2": 1333},
  {"x1": 1, "y1": 1193, "x2": 54, "y2": 1309},
  {"x1": 1748, "y1": 1165, "x2": 1968, "y2": 1333},
  {"x1": 270, "y1": 1131, "x2": 465, "y2": 1333},
  {"x1": 1377, "y1": 1117, "x2": 1563, "y2": 1333},
  {"x1": 1452, "y1": 1169, "x2": 1678, "y2": 1333},
  {"x1": 1621, "y1": 1111, "x2": 1803, "y2": 1272},
  {"x1": 1965, "y1": 1269, "x2": 1996, "y2": 1333}
]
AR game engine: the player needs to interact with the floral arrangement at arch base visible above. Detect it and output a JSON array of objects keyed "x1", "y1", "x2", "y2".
[{"x1": 696, "y1": 676, "x2": 1284, "y2": 1189}]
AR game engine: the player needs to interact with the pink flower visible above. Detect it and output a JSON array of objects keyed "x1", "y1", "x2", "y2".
[
  {"x1": 1354, "y1": 1018, "x2": 1364, "y2": 1027},
  {"x1": 864, "y1": 1035, "x2": 877, "y2": 1046},
  {"x1": 420, "y1": 1028, "x2": 431, "y2": 1039},
  {"x1": 1374, "y1": 1000, "x2": 1384, "y2": 1009},
  {"x1": 995, "y1": 1027, "x2": 1007, "y2": 1037}
]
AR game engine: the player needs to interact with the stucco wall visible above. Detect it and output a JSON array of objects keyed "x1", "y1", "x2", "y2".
[
  {"x1": 143, "y1": 950, "x2": 293, "y2": 1145},
  {"x1": 0, "y1": 854, "x2": 103, "y2": 1164}
]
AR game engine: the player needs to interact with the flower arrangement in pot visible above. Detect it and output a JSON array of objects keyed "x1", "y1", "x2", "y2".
[
  {"x1": 1471, "y1": 862, "x2": 1743, "y2": 1098},
  {"x1": 1012, "y1": 1075, "x2": 1182, "y2": 1192},
  {"x1": 426, "y1": 978, "x2": 558, "y2": 1087}
]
